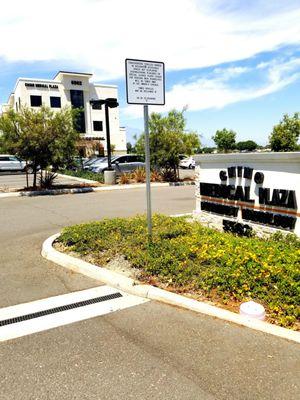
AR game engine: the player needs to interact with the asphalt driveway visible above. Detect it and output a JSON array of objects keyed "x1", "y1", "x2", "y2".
[
  {"x1": 0, "y1": 171, "x2": 84, "y2": 191},
  {"x1": 0, "y1": 186, "x2": 299, "y2": 400}
]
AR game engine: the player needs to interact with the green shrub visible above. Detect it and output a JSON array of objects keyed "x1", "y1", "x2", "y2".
[
  {"x1": 58, "y1": 215, "x2": 300, "y2": 328},
  {"x1": 61, "y1": 169, "x2": 104, "y2": 183}
]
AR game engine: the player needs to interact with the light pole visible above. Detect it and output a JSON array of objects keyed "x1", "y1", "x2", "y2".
[
  {"x1": 90, "y1": 97, "x2": 119, "y2": 183},
  {"x1": 104, "y1": 98, "x2": 118, "y2": 170}
]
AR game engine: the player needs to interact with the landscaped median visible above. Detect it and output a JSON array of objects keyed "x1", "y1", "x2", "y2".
[{"x1": 45, "y1": 214, "x2": 300, "y2": 335}]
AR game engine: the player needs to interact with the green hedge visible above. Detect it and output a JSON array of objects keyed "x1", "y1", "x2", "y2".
[
  {"x1": 61, "y1": 169, "x2": 104, "y2": 183},
  {"x1": 58, "y1": 215, "x2": 300, "y2": 328}
]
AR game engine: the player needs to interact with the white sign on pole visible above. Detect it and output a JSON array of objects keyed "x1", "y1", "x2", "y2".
[{"x1": 125, "y1": 58, "x2": 165, "y2": 105}]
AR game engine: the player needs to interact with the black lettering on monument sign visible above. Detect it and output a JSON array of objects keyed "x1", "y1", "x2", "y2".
[
  {"x1": 242, "y1": 208, "x2": 296, "y2": 230},
  {"x1": 243, "y1": 167, "x2": 253, "y2": 180},
  {"x1": 279, "y1": 190, "x2": 288, "y2": 205},
  {"x1": 219, "y1": 170, "x2": 227, "y2": 181},
  {"x1": 272, "y1": 189, "x2": 281, "y2": 206},
  {"x1": 200, "y1": 167, "x2": 298, "y2": 232},
  {"x1": 227, "y1": 185, "x2": 236, "y2": 200},
  {"x1": 222, "y1": 166, "x2": 261, "y2": 182},
  {"x1": 254, "y1": 172, "x2": 264, "y2": 184},
  {"x1": 200, "y1": 182, "x2": 254, "y2": 203},
  {"x1": 234, "y1": 186, "x2": 245, "y2": 201},
  {"x1": 244, "y1": 186, "x2": 255, "y2": 203},
  {"x1": 274, "y1": 214, "x2": 296, "y2": 229},
  {"x1": 287, "y1": 191, "x2": 298, "y2": 209},
  {"x1": 223, "y1": 219, "x2": 252, "y2": 236},
  {"x1": 259, "y1": 188, "x2": 297, "y2": 209},
  {"x1": 227, "y1": 167, "x2": 236, "y2": 178},
  {"x1": 259, "y1": 188, "x2": 270, "y2": 205},
  {"x1": 201, "y1": 201, "x2": 239, "y2": 217}
]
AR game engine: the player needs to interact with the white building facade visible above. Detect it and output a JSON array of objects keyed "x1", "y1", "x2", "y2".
[{"x1": 2, "y1": 71, "x2": 126, "y2": 156}]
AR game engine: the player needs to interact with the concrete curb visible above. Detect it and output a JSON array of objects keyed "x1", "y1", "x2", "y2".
[
  {"x1": 42, "y1": 233, "x2": 300, "y2": 344},
  {"x1": 0, "y1": 181, "x2": 195, "y2": 199}
]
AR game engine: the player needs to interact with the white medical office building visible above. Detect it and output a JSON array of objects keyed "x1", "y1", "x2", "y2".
[{"x1": 1, "y1": 71, "x2": 127, "y2": 156}]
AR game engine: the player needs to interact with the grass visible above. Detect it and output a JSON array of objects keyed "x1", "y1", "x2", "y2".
[{"x1": 57, "y1": 214, "x2": 300, "y2": 329}]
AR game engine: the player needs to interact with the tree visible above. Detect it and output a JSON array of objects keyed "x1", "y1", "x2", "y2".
[
  {"x1": 212, "y1": 128, "x2": 236, "y2": 152},
  {"x1": 0, "y1": 106, "x2": 80, "y2": 188},
  {"x1": 126, "y1": 141, "x2": 135, "y2": 153},
  {"x1": 110, "y1": 144, "x2": 116, "y2": 155},
  {"x1": 269, "y1": 113, "x2": 300, "y2": 152},
  {"x1": 135, "y1": 109, "x2": 200, "y2": 181},
  {"x1": 0, "y1": 135, "x2": 6, "y2": 153},
  {"x1": 201, "y1": 147, "x2": 216, "y2": 154},
  {"x1": 236, "y1": 140, "x2": 258, "y2": 152}
]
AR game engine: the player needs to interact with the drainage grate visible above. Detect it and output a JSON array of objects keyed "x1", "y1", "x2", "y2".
[{"x1": 0, "y1": 292, "x2": 123, "y2": 327}]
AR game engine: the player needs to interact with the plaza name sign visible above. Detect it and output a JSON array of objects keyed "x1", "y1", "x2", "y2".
[
  {"x1": 199, "y1": 165, "x2": 298, "y2": 234},
  {"x1": 25, "y1": 82, "x2": 58, "y2": 89}
]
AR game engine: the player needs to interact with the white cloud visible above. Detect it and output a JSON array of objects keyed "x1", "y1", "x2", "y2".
[
  {"x1": 0, "y1": 0, "x2": 300, "y2": 80},
  {"x1": 122, "y1": 56, "x2": 300, "y2": 119}
]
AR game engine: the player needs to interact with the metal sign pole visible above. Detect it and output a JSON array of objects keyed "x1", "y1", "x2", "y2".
[
  {"x1": 125, "y1": 59, "x2": 165, "y2": 241},
  {"x1": 144, "y1": 105, "x2": 152, "y2": 240}
]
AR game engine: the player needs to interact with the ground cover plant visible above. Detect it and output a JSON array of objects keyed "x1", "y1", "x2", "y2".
[{"x1": 57, "y1": 215, "x2": 300, "y2": 329}]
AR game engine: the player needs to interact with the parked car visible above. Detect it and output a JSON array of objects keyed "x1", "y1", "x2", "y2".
[
  {"x1": 64, "y1": 156, "x2": 89, "y2": 171},
  {"x1": 179, "y1": 156, "x2": 195, "y2": 169},
  {"x1": 0, "y1": 154, "x2": 35, "y2": 173},
  {"x1": 83, "y1": 157, "x2": 106, "y2": 170},
  {"x1": 89, "y1": 155, "x2": 145, "y2": 174},
  {"x1": 179, "y1": 154, "x2": 188, "y2": 160}
]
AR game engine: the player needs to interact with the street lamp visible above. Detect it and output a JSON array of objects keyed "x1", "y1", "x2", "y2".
[{"x1": 90, "y1": 97, "x2": 119, "y2": 170}]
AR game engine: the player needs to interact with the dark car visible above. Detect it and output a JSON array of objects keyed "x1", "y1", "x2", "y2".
[{"x1": 89, "y1": 154, "x2": 145, "y2": 174}]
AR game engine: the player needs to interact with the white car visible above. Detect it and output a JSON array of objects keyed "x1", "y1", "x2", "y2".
[
  {"x1": 179, "y1": 156, "x2": 195, "y2": 169},
  {"x1": 0, "y1": 154, "x2": 34, "y2": 173}
]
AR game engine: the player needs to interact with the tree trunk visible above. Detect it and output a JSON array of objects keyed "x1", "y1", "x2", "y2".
[
  {"x1": 25, "y1": 161, "x2": 29, "y2": 188},
  {"x1": 33, "y1": 166, "x2": 37, "y2": 189}
]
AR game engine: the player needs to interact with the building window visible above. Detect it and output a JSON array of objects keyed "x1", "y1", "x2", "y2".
[
  {"x1": 50, "y1": 96, "x2": 61, "y2": 108},
  {"x1": 30, "y1": 95, "x2": 42, "y2": 107},
  {"x1": 93, "y1": 121, "x2": 103, "y2": 131},
  {"x1": 70, "y1": 90, "x2": 84, "y2": 108},
  {"x1": 73, "y1": 111, "x2": 86, "y2": 133},
  {"x1": 70, "y1": 90, "x2": 85, "y2": 133}
]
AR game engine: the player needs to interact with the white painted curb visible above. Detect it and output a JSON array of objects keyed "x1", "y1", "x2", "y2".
[
  {"x1": 42, "y1": 233, "x2": 300, "y2": 344},
  {"x1": 0, "y1": 192, "x2": 20, "y2": 198}
]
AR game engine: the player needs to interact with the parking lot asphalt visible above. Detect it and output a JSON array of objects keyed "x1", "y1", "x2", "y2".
[
  {"x1": 0, "y1": 171, "x2": 85, "y2": 191},
  {"x1": 0, "y1": 185, "x2": 195, "y2": 307},
  {"x1": 0, "y1": 185, "x2": 299, "y2": 400}
]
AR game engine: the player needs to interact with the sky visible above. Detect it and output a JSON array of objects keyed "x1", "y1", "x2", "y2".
[{"x1": 0, "y1": 0, "x2": 300, "y2": 146}]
